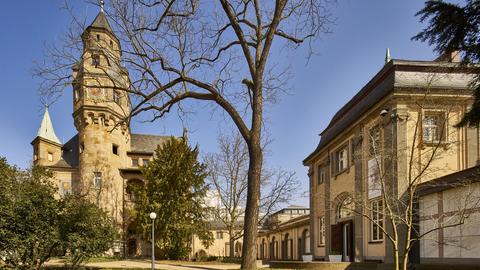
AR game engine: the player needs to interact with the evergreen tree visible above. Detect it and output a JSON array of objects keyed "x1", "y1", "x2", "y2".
[
  {"x1": 413, "y1": 0, "x2": 480, "y2": 126},
  {"x1": 130, "y1": 138, "x2": 213, "y2": 259}
]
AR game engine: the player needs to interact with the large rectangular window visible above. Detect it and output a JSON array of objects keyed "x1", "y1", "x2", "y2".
[
  {"x1": 317, "y1": 164, "x2": 326, "y2": 185},
  {"x1": 94, "y1": 172, "x2": 102, "y2": 189},
  {"x1": 318, "y1": 216, "x2": 325, "y2": 246},
  {"x1": 423, "y1": 112, "x2": 446, "y2": 143},
  {"x1": 368, "y1": 124, "x2": 381, "y2": 157},
  {"x1": 371, "y1": 200, "x2": 384, "y2": 241},
  {"x1": 334, "y1": 146, "x2": 348, "y2": 174},
  {"x1": 216, "y1": 231, "x2": 223, "y2": 239}
]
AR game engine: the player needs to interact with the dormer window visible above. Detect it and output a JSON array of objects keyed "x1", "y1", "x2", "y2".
[{"x1": 92, "y1": 55, "x2": 100, "y2": 67}]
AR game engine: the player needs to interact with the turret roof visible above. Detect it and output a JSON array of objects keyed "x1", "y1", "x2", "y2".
[
  {"x1": 89, "y1": 11, "x2": 114, "y2": 34},
  {"x1": 36, "y1": 107, "x2": 61, "y2": 144}
]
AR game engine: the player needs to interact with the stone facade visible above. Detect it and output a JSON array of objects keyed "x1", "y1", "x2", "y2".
[
  {"x1": 303, "y1": 56, "x2": 480, "y2": 264},
  {"x1": 256, "y1": 206, "x2": 311, "y2": 261},
  {"x1": 31, "y1": 11, "x2": 172, "y2": 257}
]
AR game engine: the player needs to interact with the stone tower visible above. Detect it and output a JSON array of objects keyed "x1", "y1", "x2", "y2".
[{"x1": 72, "y1": 10, "x2": 130, "y2": 225}]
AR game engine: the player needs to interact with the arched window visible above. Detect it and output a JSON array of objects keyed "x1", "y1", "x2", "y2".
[{"x1": 337, "y1": 196, "x2": 354, "y2": 219}]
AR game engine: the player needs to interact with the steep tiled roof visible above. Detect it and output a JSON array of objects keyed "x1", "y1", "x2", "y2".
[
  {"x1": 130, "y1": 133, "x2": 172, "y2": 154},
  {"x1": 89, "y1": 11, "x2": 114, "y2": 33},
  {"x1": 36, "y1": 107, "x2": 61, "y2": 144},
  {"x1": 53, "y1": 134, "x2": 79, "y2": 168}
]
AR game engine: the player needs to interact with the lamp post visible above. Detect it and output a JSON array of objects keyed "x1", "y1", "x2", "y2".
[{"x1": 149, "y1": 212, "x2": 157, "y2": 270}]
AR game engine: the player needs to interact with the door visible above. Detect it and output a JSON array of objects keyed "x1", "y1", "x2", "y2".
[
  {"x1": 331, "y1": 223, "x2": 342, "y2": 255},
  {"x1": 342, "y1": 221, "x2": 354, "y2": 262}
]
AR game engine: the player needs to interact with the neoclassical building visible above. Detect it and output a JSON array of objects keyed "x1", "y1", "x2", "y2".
[
  {"x1": 256, "y1": 206, "x2": 311, "y2": 261},
  {"x1": 303, "y1": 52, "x2": 480, "y2": 265},
  {"x1": 31, "y1": 10, "x2": 174, "y2": 257}
]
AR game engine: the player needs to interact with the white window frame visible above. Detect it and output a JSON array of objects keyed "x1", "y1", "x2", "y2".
[
  {"x1": 370, "y1": 200, "x2": 384, "y2": 242},
  {"x1": 422, "y1": 111, "x2": 447, "y2": 143},
  {"x1": 334, "y1": 146, "x2": 348, "y2": 174}
]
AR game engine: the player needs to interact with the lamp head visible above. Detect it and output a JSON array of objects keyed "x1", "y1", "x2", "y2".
[
  {"x1": 380, "y1": 109, "x2": 389, "y2": 117},
  {"x1": 149, "y1": 212, "x2": 157, "y2": 220}
]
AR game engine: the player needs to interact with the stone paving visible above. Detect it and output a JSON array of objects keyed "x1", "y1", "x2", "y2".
[{"x1": 46, "y1": 259, "x2": 267, "y2": 269}]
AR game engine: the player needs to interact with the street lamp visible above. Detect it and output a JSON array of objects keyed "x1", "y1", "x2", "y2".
[{"x1": 150, "y1": 212, "x2": 157, "y2": 270}]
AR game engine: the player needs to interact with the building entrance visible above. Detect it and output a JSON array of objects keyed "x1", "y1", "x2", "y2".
[{"x1": 331, "y1": 220, "x2": 354, "y2": 262}]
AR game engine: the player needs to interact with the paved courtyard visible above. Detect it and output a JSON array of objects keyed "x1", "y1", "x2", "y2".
[{"x1": 46, "y1": 259, "x2": 267, "y2": 270}]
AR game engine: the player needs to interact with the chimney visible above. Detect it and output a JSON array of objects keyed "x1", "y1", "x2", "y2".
[{"x1": 435, "y1": 50, "x2": 461, "y2": 62}]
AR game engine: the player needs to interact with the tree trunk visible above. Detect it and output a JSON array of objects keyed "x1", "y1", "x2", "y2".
[
  {"x1": 240, "y1": 141, "x2": 263, "y2": 269},
  {"x1": 229, "y1": 231, "x2": 235, "y2": 258}
]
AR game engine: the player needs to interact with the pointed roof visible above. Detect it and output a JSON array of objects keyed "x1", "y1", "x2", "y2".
[
  {"x1": 36, "y1": 107, "x2": 61, "y2": 144},
  {"x1": 89, "y1": 11, "x2": 114, "y2": 33}
]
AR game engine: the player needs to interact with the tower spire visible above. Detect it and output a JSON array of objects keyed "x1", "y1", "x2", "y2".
[
  {"x1": 37, "y1": 106, "x2": 61, "y2": 144},
  {"x1": 385, "y1": 48, "x2": 391, "y2": 64}
]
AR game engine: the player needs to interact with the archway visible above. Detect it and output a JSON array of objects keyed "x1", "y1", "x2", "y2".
[
  {"x1": 301, "y1": 229, "x2": 310, "y2": 255},
  {"x1": 332, "y1": 193, "x2": 355, "y2": 262},
  {"x1": 126, "y1": 222, "x2": 138, "y2": 256},
  {"x1": 336, "y1": 195, "x2": 354, "y2": 220},
  {"x1": 283, "y1": 233, "x2": 292, "y2": 260},
  {"x1": 270, "y1": 236, "x2": 276, "y2": 259}
]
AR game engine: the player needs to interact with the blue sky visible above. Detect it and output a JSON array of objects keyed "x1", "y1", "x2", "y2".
[{"x1": 0, "y1": 1, "x2": 445, "y2": 205}]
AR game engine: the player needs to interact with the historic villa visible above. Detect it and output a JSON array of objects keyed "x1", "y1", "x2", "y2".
[
  {"x1": 31, "y1": 10, "x2": 173, "y2": 257},
  {"x1": 301, "y1": 52, "x2": 480, "y2": 265}
]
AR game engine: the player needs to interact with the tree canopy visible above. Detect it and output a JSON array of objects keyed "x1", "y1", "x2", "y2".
[
  {"x1": 129, "y1": 138, "x2": 213, "y2": 259},
  {"x1": 0, "y1": 157, "x2": 115, "y2": 270}
]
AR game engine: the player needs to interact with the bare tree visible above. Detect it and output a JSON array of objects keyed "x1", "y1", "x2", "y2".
[
  {"x1": 204, "y1": 130, "x2": 299, "y2": 258},
  {"x1": 36, "y1": 1, "x2": 332, "y2": 267}
]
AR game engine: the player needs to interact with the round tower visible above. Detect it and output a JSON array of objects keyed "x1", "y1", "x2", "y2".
[{"x1": 72, "y1": 10, "x2": 130, "y2": 232}]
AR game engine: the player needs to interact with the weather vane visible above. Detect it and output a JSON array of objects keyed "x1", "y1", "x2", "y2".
[{"x1": 100, "y1": 0, "x2": 105, "y2": 13}]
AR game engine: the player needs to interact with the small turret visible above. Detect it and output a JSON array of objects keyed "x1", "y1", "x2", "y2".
[{"x1": 31, "y1": 106, "x2": 62, "y2": 165}]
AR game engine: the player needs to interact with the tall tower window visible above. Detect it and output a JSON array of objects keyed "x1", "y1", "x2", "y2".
[
  {"x1": 92, "y1": 55, "x2": 100, "y2": 67},
  {"x1": 96, "y1": 34, "x2": 100, "y2": 41},
  {"x1": 47, "y1": 152, "x2": 53, "y2": 162},
  {"x1": 94, "y1": 172, "x2": 102, "y2": 189},
  {"x1": 112, "y1": 144, "x2": 119, "y2": 155},
  {"x1": 113, "y1": 91, "x2": 121, "y2": 105},
  {"x1": 109, "y1": 40, "x2": 114, "y2": 48}
]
